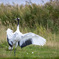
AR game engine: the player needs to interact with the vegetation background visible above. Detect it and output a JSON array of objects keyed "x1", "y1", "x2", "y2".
[{"x1": 0, "y1": 0, "x2": 59, "y2": 59}]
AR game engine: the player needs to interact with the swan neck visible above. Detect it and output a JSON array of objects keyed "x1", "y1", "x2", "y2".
[
  {"x1": 17, "y1": 25, "x2": 19, "y2": 31},
  {"x1": 17, "y1": 19, "x2": 19, "y2": 26},
  {"x1": 17, "y1": 19, "x2": 19, "y2": 31}
]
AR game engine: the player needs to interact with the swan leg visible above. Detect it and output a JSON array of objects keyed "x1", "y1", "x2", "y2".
[
  {"x1": 14, "y1": 42, "x2": 18, "y2": 56},
  {"x1": 14, "y1": 48, "x2": 16, "y2": 56}
]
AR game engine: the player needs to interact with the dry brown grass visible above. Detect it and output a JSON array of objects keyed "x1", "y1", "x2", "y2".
[
  {"x1": 46, "y1": 40, "x2": 59, "y2": 48},
  {"x1": 0, "y1": 25, "x2": 6, "y2": 42}
]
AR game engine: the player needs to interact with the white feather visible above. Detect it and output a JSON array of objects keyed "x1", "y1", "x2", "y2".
[
  {"x1": 20, "y1": 32, "x2": 46, "y2": 46},
  {"x1": 6, "y1": 28, "x2": 22, "y2": 50},
  {"x1": 6, "y1": 28, "x2": 13, "y2": 40}
]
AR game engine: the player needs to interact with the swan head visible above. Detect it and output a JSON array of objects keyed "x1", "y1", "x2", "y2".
[
  {"x1": 17, "y1": 18, "x2": 20, "y2": 20},
  {"x1": 15, "y1": 18, "x2": 20, "y2": 21},
  {"x1": 15, "y1": 18, "x2": 20, "y2": 26}
]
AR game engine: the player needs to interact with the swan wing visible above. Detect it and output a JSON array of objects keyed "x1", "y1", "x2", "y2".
[
  {"x1": 6, "y1": 28, "x2": 13, "y2": 39},
  {"x1": 6, "y1": 28, "x2": 14, "y2": 47},
  {"x1": 18, "y1": 32, "x2": 46, "y2": 48}
]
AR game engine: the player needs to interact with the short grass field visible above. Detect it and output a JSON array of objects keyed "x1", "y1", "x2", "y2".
[
  {"x1": 0, "y1": 25, "x2": 59, "y2": 59},
  {"x1": 0, "y1": 42, "x2": 59, "y2": 59}
]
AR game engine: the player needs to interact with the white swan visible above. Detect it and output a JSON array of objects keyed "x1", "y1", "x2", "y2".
[{"x1": 6, "y1": 18, "x2": 46, "y2": 50}]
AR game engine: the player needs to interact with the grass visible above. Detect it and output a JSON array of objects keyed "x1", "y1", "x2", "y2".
[
  {"x1": 0, "y1": 42, "x2": 59, "y2": 59},
  {"x1": 0, "y1": 25, "x2": 59, "y2": 59}
]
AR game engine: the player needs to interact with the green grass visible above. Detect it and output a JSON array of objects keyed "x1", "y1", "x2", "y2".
[{"x1": 0, "y1": 41, "x2": 59, "y2": 59}]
